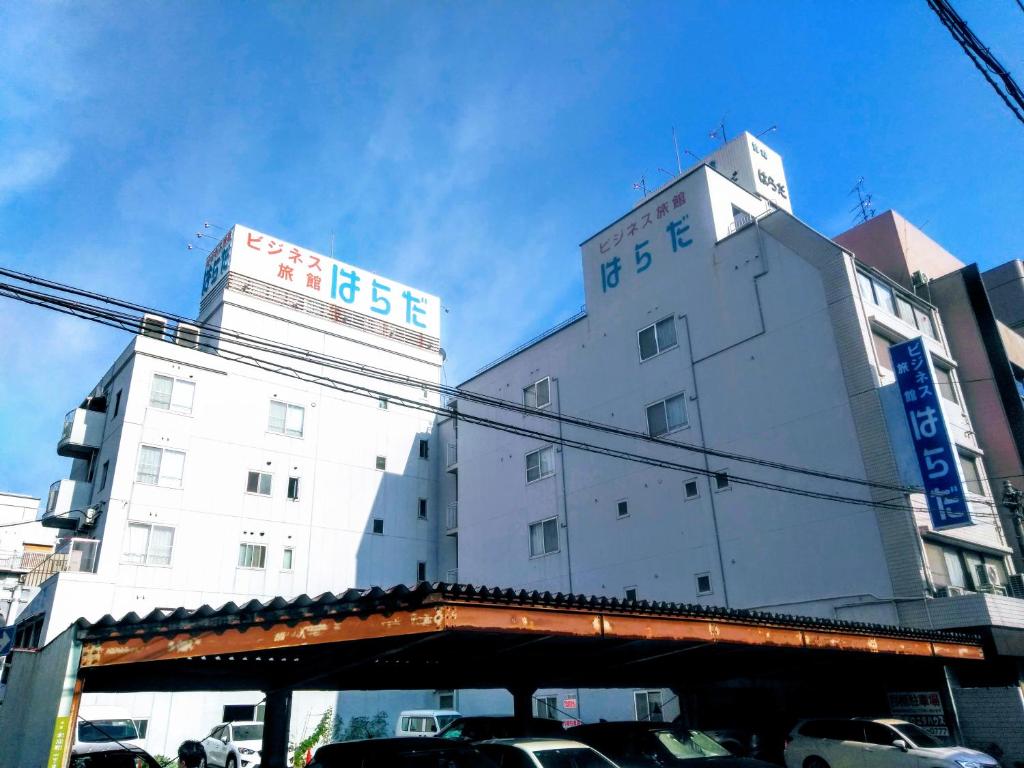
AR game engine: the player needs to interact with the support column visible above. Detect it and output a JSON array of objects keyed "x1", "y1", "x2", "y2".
[
  {"x1": 261, "y1": 688, "x2": 293, "y2": 768},
  {"x1": 510, "y1": 686, "x2": 536, "y2": 725}
]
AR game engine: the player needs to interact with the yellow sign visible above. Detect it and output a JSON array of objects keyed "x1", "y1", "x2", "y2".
[{"x1": 47, "y1": 714, "x2": 71, "y2": 768}]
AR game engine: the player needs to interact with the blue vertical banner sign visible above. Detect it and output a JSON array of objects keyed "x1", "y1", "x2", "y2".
[{"x1": 889, "y1": 338, "x2": 972, "y2": 530}]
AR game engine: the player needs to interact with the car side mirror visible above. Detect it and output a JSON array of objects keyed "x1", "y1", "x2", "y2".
[
  {"x1": 223, "y1": 735, "x2": 230, "y2": 743},
  {"x1": 892, "y1": 739, "x2": 908, "y2": 752}
]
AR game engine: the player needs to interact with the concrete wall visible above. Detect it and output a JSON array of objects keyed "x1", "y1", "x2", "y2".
[
  {"x1": 984, "y1": 260, "x2": 1024, "y2": 333},
  {"x1": 953, "y1": 685, "x2": 1024, "y2": 766}
]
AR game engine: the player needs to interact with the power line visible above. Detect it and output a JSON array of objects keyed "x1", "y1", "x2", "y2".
[
  {"x1": 0, "y1": 276, "x2": 1005, "y2": 522},
  {"x1": 926, "y1": 0, "x2": 1024, "y2": 127}
]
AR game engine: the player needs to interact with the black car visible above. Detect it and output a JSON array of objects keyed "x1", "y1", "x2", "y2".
[
  {"x1": 438, "y1": 716, "x2": 568, "y2": 742},
  {"x1": 568, "y1": 722, "x2": 777, "y2": 767},
  {"x1": 309, "y1": 737, "x2": 500, "y2": 768},
  {"x1": 70, "y1": 743, "x2": 163, "y2": 768}
]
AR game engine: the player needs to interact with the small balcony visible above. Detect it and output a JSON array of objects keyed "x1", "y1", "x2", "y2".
[
  {"x1": 446, "y1": 502, "x2": 458, "y2": 534},
  {"x1": 57, "y1": 407, "x2": 104, "y2": 458},
  {"x1": 446, "y1": 442, "x2": 458, "y2": 472},
  {"x1": 22, "y1": 538, "x2": 99, "y2": 587},
  {"x1": 42, "y1": 479, "x2": 91, "y2": 530}
]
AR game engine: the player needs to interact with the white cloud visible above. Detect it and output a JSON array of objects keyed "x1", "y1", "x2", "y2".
[{"x1": 0, "y1": 145, "x2": 70, "y2": 205}]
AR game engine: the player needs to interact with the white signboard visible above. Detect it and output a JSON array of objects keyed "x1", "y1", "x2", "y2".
[
  {"x1": 887, "y1": 691, "x2": 950, "y2": 738},
  {"x1": 704, "y1": 131, "x2": 792, "y2": 213},
  {"x1": 201, "y1": 225, "x2": 441, "y2": 339}
]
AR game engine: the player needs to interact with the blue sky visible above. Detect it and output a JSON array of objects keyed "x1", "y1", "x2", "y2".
[{"x1": 1, "y1": 1, "x2": 1022, "y2": 500}]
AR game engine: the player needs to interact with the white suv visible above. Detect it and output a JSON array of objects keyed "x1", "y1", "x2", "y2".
[
  {"x1": 785, "y1": 718, "x2": 998, "y2": 768},
  {"x1": 200, "y1": 721, "x2": 264, "y2": 768}
]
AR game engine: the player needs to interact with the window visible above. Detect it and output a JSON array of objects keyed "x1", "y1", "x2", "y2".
[
  {"x1": 149, "y1": 374, "x2": 195, "y2": 415},
  {"x1": 124, "y1": 522, "x2": 175, "y2": 566},
  {"x1": 417, "y1": 561, "x2": 427, "y2": 581},
  {"x1": 282, "y1": 547, "x2": 294, "y2": 571},
  {"x1": 617, "y1": 500, "x2": 629, "y2": 518},
  {"x1": 624, "y1": 586, "x2": 638, "y2": 602},
  {"x1": 958, "y1": 450, "x2": 986, "y2": 496},
  {"x1": 99, "y1": 460, "x2": 110, "y2": 491},
  {"x1": 934, "y1": 363, "x2": 959, "y2": 404},
  {"x1": 379, "y1": 396, "x2": 388, "y2": 410},
  {"x1": 438, "y1": 690, "x2": 456, "y2": 710},
  {"x1": 858, "y1": 269, "x2": 937, "y2": 338},
  {"x1": 238, "y1": 543, "x2": 267, "y2": 569},
  {"x1": 534, "y1": 696, "x2": 558, "y2": 720},
  {"x1": 246, "y1": 471, "x2": 273, "y2": 496},
  {"x1": 646, "y1": 394, "x2": 688, "y2": 437},
  {"x1": 418, "y1": 498, "x2": 428, "y2": 519},
  {"x1": 524, "y1": 377, "x2": 551, "y2": 409},
  {"x1": 872, "y1": 332, "x2": 894, "y2": 373},
  {"x1": 376, "y1": 455, "x2": 387, "y2": 471},
  {"x1": 268, "y1": 400, "x2": 304, "y2": 437},
  {"x1": 113, "y1": 390, "x2": 122, "y2": 418},
  {"x1": 132, "y1": 720, "x2": 149, "y2": 739},
  {"x1": 529, "y1": 517, "x2": 559, "y2": 557},
  {"x1": 696, "y1": 572, "x2": 712, "y2": 595},
  {"x1": 638, "y1": 317, "x2": 678, "y2": 361},
  {"x1": 136, "y1": 446, "x2": 185, "y2": 487},
  {"x1": 526, "y1": 446, "x2": 554, "y2": 483},
  {"x1": 863, "y1": 722, "x2": 898, "y2": 746},
  {"x1": 372, "y1": 518, "x2": 384, "y2": 535},
  {"x1": 287, "y1": 476, "x2": 300, "y2": 501},
  {"x1": 714, "y1": 472, "x2": 730, "y2": 491},
  {"x1": 634, "y1": 690, "x2": 664, "y2": 722},
  {"x1": 419, "y1": 439, "x2": 430, "y2": 459},
  {"x1": 684, "y1": 480, "x2": 699, "y2": 499}
]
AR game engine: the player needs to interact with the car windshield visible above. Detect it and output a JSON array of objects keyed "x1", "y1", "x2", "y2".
[
  {"x1": 232, "y1": 724, "x2": 264, "y2": 741},
  {"x1": 655, "y1": 730, "x2": 732, "y2": 759},
  {"x1": 534, "y1": 747, "x2": 617, "y2": 768},
  {"x1": 437, "y1": 715, "x2": 461, "y2": 730},
  {"x1": 891, "y1": 722, "x2": 947, "y2": 748},
  {"x1": 71, "y1": 753, "x2": 159, "y2": 768},
  {"x1": 78, "y1": 720, "x2": 140, "y2": 743},
  {"x1": 314, "y1": 746, "x2": 498, "y2": 768}
]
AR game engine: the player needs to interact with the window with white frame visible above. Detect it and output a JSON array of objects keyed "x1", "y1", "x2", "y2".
[
  {"x1": 638, "y1": 317, "x2": 678, "y2": 361},
  {"x1": 416, "y1": 561, "x2": 427, "y2": 581},
  {"x1": 149, "y1": 374, "x2": 195, "y2": 414},
  {"x1": 529, "y1": 517, "x2": 559, "y2": 557},
  {"x1": 136, "y1": 446, "x2": 185, "y2": 487},
  {"x1": 714, "y1": 472, "x2": 730, "y2": 491},
  {"x1": 646, "y1": 394, "x2": 688, "y2": 437},
  {"x1": 282, "y1": 547, "x2": 294, "y2": 571},
  {"x1": 858, "y1": 269, "x2": 937, "y2": 339},
  {"x1": 526, "y1": 446, "x2": 554, "y2": 483},
  {"x1": 99, "y1": 460, "x2": 110, "y2": 491},
  {"x1": 958, "y1": 450, "x2": 987, "y2": 496},
  {"x1": 534, "y1": 696, "x2": 558, "y2": 720},
  {"x1": 684, "y1": 480, "x2": 699, "y2": 499},
  {"x1": 287, "y1": 476, "x2": 300, "y2": 501},
  {"x1": 616, "y1": 500, "x2": 629, "y2": 518},
  {"x1": 268, "y1": 400, "x2": 304, "y2": 437},
  {"x1": 872, "y1": 331, "x2": 895, "y2": 374},
  {"x1": 246, "y1": 471, "x2": 273, "y2": 496},
  {"x1": 124, "y1": 522, "x2": 175, "y2": 566},
  {"x1": 524, "y1": 377, "x2": 551, "y2": 409},
  {"x1": 418, "y1": 498, "x2": 428, "y2": 519},
  {"x1": 634, "y1": 690, "x2": 664, "y2": 722},
  {"x1": 238, "y1": 543, "x2": 267, "y2": 569},
  {"x1": 934, "y1": 363, "x2": 959, "y2": 404}
]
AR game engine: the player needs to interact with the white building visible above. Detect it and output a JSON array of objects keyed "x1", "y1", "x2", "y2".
[
  {"x1": 0, "y1": 491, "x2": 53, "y2": 627},
  {"x1": 438, "y1": 133, "x2": 1021, "y2": 741},
  {"x1": 1, "y1": 225, "x2": 452, "y2": 757}
]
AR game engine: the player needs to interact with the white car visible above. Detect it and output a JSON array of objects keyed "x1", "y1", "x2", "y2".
[
  {"x1": 476, "y1": 738, "x2": 619, "y2": 768},
  {"x1": 201, "y1": 721, "x2": 264, "y2": 768},
  {"x1": 785, "y1": 718, "x2": 998, "y2": 768}
]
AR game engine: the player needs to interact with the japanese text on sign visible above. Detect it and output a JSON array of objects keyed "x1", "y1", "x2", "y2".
[
  {"x1": 887, "y1": 691, "x2": 950, "y2": 738},
  {"x1": 597, "y1": 191, "x2": 690, "y2": 294},
  {"x1": 889, "y1": 338, "x2": 972, "y2": 530}
]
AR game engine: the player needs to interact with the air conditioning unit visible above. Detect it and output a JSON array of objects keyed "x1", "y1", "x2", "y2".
[
  {"x1": 140, "y1": 314, "x2": 168, "y2": 340},
  {"x1": 935, "y1": 586, "x2": 967, "y2": 598},
  {"x1": 978, "y1": 584, "x2": 1008, "y2": 596},
  {"x1": 912, "y1": 270, "x2": 930, "y2": 287},
  {"x1": 1007, "y1": 573, "x2": 1024, "y2": 599},
  {"x1": 975, "y1": 563, "x2": 1000, "y2": 588},
  {"x1": 175, "y1": 323, "x2": 200, "y2": 350}
]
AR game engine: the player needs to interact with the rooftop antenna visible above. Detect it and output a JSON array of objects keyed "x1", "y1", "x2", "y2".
[
  {"x1": 755, "y1": 124, "x2": 778, "y2": 139},
  {"x1": 849, "y1": 177, "x2": 876, "y2": 224},
  {"x1": 203, "y1": 221, "x2": 226, "y2": 231},
  {"x1": 709, "y1": 118, "x2": 727, "y2": 145},
  {"x1": 683, "y1": 149, "x2": 702, "y2": 162},
  {"x1": 632, "y1": 175, "x2": 648, "y2": 198},
  {"x1": 657, "y1": 167, "x2": 675, "y2": 179},
  {"x1": 671, "y1": 126, "x2": 682, "y2": 173}
]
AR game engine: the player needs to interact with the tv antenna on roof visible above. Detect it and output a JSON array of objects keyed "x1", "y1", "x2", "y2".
[
  {"x1": 849, "y1": 177, "x2": 876, "y2": 224},
  {"x1": 632, "y1": 175, "x2": 648, "y2": 198},
  {"x1": 709, "y1": 118, "x2": 727, "y2": 145}
]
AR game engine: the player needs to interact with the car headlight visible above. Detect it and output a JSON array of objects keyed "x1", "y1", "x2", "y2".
[
  {"x1": 239, "y1": 747, "x2": 256, "y2": 755},
  {"x1": 955, "y1": 761, "x2": 984, "y2": 768}
]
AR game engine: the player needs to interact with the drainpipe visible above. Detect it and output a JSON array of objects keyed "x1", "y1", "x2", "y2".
[{"x1": 554, "y1": 378, "x2": 574, "y2": 594}]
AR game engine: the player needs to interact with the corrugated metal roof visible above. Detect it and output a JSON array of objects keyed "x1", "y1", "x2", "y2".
[{"x1": 74, "y1": 582, "x2": 980, "y2": 645}]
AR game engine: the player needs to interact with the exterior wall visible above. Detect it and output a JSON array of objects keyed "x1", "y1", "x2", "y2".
[
  {"x1": 952, "y1": 685, "x2": 1024, "y2": 765},
  {"x1": 0, "y1": 492, "x2": 50, "y2": 625},
  {"x1": 983, "y1": 260, "x2": 1024, "y2": 333}
]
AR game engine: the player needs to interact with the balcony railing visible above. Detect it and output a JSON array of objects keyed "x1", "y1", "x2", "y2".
[
  {"x1": 0, "y1": 550, "x2": 50, "y2": 574},
  {"x1": 446, "y1": 502, "x2": 458, "y2": 533},
  {"x1": 446, "y1": 568, "x2": 459, "y2": 584},
  {"x1": 57, "y1": 407, "x2": 104, "y2": 458},
  {"x1": 446, "y1": 443, "x2": 458, "y2": 471},
  {"x1": 22, "y1": 539, "x2": 99, "y2": 587},
  {"x1": 43, "y1": 480, "x2": 91, "y2": 530}
]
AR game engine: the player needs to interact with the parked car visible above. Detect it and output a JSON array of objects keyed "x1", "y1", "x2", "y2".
[
  {"x1": 395, "y1": 709, "x2": 462, "y2": 737},
  {"x1": 568, "y1": 721, "x2": 775, "y2": 766},
  {"x1": 309, "y1": 736, "x2": 499, "y2": 767},
  {"x1": 70, "y1": 742, "x2": 162, "y2": 768},
  {"x1": 476, "y1": 738, "x2": 619, "y2": 768},
  {"x1": 701, "y1": 727, "x2": 785, "y2": 764},
  {"x1": 201, "y1": 720, "x2": 264, "y2": 768},
  {"x1": 77, "y1": 705, "x2": 144, "y2": 749},
  {"x1": 784, "y1": 718, "x2": 999, "y2": 768},
  {"x1": 439, "y1": 716, "x2": 568, "y2": 741}
]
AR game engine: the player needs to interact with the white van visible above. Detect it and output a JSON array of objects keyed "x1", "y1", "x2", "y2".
[
  {"x1": 76, "y1": 704, "x2": 144, "y2": 748},
  {"x1": 395, "y1": 710, "x2": 461, "y2": 737}
]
